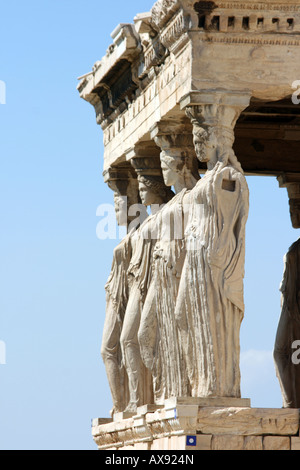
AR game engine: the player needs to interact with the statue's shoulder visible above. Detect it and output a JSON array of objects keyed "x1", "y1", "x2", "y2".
[{"x1": 113, "y1": 231, "x2": 133, "y2": 256}]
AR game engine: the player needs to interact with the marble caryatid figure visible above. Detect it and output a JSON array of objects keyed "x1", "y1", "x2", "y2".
[
  {"x1": 120, "y1": 158, "x2": 174, "y2": 413},
  {"x1": 101, "y1": 161, "x2": 172, "y2": 415},
  {"x1": 101, "y1": 167, "x2": 140, "y2": 415},
  {"x1": 101, "y1": 231, "x2": 132, "y2": 415},
  {"x1": 274, "y1": 238, "x2": 300, "y2": 409},
  {"x1": 138, "y1": 131, "x2": 200, "y2": 404},
  {"x1": 174, "y1": 103, "x2": 250, "y2": 399}
]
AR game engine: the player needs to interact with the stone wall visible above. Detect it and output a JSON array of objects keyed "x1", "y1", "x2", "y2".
[{"x1": 92, "y1": 399, "x2": 300, "y2": 451}]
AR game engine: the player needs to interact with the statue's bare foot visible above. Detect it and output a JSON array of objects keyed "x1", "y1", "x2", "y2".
[{"x1": 110, "y1": 406, "x2": 121, "y2": 418}]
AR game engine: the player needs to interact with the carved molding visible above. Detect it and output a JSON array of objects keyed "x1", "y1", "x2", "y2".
[
  {"x1": 216, "y1": 2, "x2": 300, "y2": 12},
  {"x1": 151, "y1": 0, "x2": 181, "y2": 30},
  {"x1": 203, "y1": 33, "x2": 300, "y2": 47},
  {"x1": 143, "y1": 39, "x2": 167, "y2": 73},
  {"x1": 159, "y1": 9, "x2": 190, "y2": 51}
]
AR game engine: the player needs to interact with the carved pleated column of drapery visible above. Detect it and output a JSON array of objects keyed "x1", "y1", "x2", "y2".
[
  {"x1": 114, "y1": 145, "x2": 175, "y2": 413},
  {"x1": 101, "y1": 147, "x2": 173, "y2": 415},
  {"x1": 137, "y1": 122, "x2": 200, "y2": 404},
  {"x1": 169, "y1": 91, "x2": 252, "y2": 399}
]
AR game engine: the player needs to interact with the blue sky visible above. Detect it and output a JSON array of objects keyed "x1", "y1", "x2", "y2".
[{"x1": 0, "y1": 0, "x2": 298, "y2": 450}]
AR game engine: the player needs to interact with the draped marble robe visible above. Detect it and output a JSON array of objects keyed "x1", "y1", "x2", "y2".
[
  {"x1": 175, "y1": 162, "x2": 249, "y2": 398},
  {"x1": 138, "y1": 189, "x2": 190, "y2": 404},
  {"x1": 102, "y1": 213, "x2": 161, "y2": 413},
  {"x1": 101, "y1": 232, "x2": 132, "y2": 413},
  {"x1": 120, "y1": 213, "x2": 162, "y2": 411}
]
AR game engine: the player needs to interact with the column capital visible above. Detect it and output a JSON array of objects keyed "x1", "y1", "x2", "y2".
[
  {"x1": 181, "y1": 90, "x2": 252, "y2": 170},
  {"x1": 150, "y1": 121, "x2": 195, "y2": 155},
  {"x1": 126, "y1": 144, "x2": 163, "y2": 178},
  {"x1": 103, "y1": 164, "x2": 137, "y2": 190},
  {"x1": 278, "y1": 173, "x2": 300, "y2": 229},
  {"x1": 103, "y1": 163, "x2": 140, "y2": 227}
]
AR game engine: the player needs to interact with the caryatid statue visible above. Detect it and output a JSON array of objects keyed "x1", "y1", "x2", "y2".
[
  {"x1": 101, "y1": 161, "x2": 172, "y2": 415},
  {"x1": 174, "y1": 94, "x2": 251, "y2": 399},
  {"x1": 119, "y1": 155, "x2": 174, "y2": 413},
  {"x1": 101, "y1": 166, "x2": 140, "y2": 415},
  {"x1": 138, "y1": 125, "x2": 200, "y2": 404}
]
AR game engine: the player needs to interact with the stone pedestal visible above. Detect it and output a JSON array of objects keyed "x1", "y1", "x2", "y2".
[{"x1": 92, "y1": 399, "x2": 300, "y2": 451}]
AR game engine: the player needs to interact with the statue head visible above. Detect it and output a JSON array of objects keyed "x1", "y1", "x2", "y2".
[
  {"x1": 186, "y1": 104, "x2": 244, "y2": 172},
  {"x1": 105, "y1": 168, "x2": 140, "y2": 227},
  {"x1": 113, "y1": 193, "x2": 128, "y2": 226},
  {"x1": 160, "y1": 150, "x2": 199, "y2": 188},
  {"x1": 130, "y1": 154, "x2": 174, "y2": 207},
  {"x1": 160, "y1": 151, "x2": 184, "y2": 187},
  {"x1": 138, "y1": 175, "x2": 174, "y2": 206},
  {"x1": 192, "y1": 125, "x2": 218, "y2": 164},
  {"x1": 193, "y1": 125, "x2": 242, "y2": 171}
]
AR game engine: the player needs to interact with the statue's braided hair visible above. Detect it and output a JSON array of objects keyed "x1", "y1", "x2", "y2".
[{"x1": 138, "y1": 175, "x2": 174, "y2": 202}]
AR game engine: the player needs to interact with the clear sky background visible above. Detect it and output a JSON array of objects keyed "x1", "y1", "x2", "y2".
[{"x1": 0, "y1": 0, "x2": 298, "y2": 450}]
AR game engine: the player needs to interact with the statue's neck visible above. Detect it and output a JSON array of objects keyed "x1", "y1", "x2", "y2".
[{"x1": 174, "y1": 171, "x2": 199, "y2": 194}]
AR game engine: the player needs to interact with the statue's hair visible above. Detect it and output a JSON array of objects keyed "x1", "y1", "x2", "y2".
[
  {"x1": 186, "y1": 105, "x2": 244, "y2": 173},
  {"x1": 138, "y1": 175, "x2": 174, "y2": 202}
]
